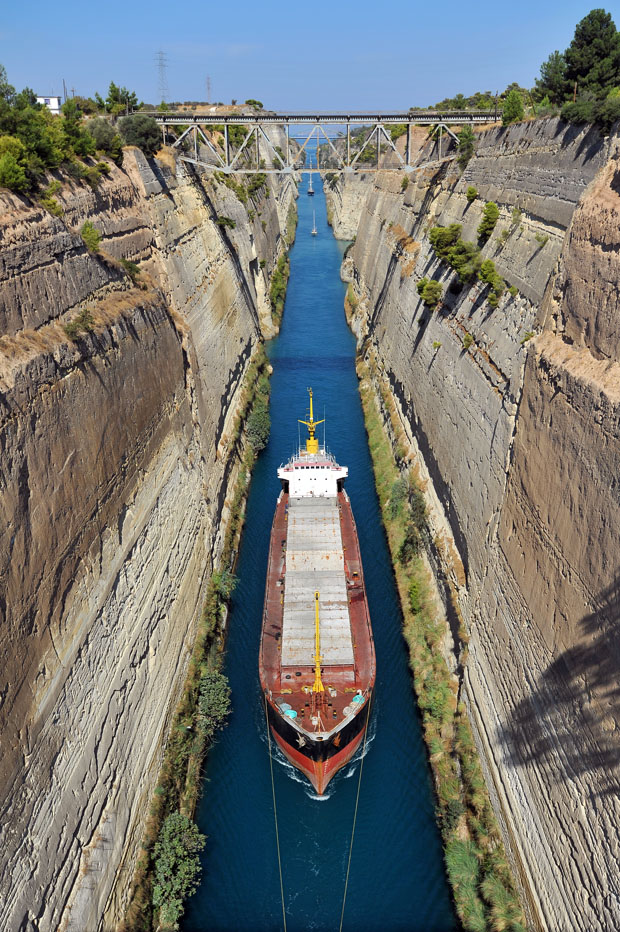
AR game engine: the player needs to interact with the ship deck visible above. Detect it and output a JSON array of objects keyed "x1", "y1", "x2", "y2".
[{"x1": 260, "y1": 490, "x2": 375, "y2": 733}]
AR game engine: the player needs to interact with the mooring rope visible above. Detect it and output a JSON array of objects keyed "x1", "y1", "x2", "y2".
[
  {"x1": 264, "y1": 694, "x2": 288, "y2": 932},
  {"x1": 339, "y1": 691, "x2": 373, "y2": 932}
]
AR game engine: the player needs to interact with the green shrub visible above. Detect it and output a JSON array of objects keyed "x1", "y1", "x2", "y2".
[
  {"x1": 86, "y1": 117, "x2": 115, "y2": 152},
  {"x1": 457, "y1": 125, "x2": 475, "y2": 168},
  {"x1": 400, "y1": 175, "x2": 409, "y2": 192},
  {"x1": 509, "y1": 285, "x2": 518, "y2": 297},
  {"x1": 478, "y1": 259, "x2": 505, "y2": 303},
  {"x1": 399, "y1": 522, "x2": 421, "y2": 564},
  {"x1": 408, "y1": 574, "x2": 424, "y2": 613},
  {"x1": 417, "y1": 278, "x2": 443, "y2": 308},
  {"x1": 391, "y1": 123, "x2": 407, "y2": 141},
  {"x1": 61, "y1": 99, "x2": 96, "y2": 157},
  {"x1": 152, "y1": 813, "x2": 205, "y2": 928},
  {"x1": 118, "y1": 114, "x2": 161, "y2": 156},
  {"x1": 197, "y1": 671, "x2": 232, "y2": 742},
  {"x1": 520, "y1": 330, "x2": 534, "y2": 344},
  {"x1": 561, "y1": 97, "x2": 596, "y2": 124},
  {"x1": 463, "y1": 332, "x2": 474, "y2": 350},
  {"x1": 64, "y1": 307, "x2": 94, "y2": 340},
  {"x1": 478, "y1": 258, "x2": 498, "y2": 286},
  {"x1": 534, "y1": 232, "x2": 549, "y2": 247},
  {"x1": 120, "y1": 257, "x2": 141, "y2": 283},
  {"x1": 80, "y1": 221, "x2": 101, "y2": 252},
  {"x1": 477, "y1": 202, "x2": 499, "y2": 241},
  {"x1": 216, "y1": 215, "x2": 236, "y2": 229},
  {"x1": 465, "y1": 186, "x2": 478, "y2": 202},
  {"x1": 39, "y1": 179, "x2": 63, "y2": 216},
  {"x1": 446, "y1": 239, "x2": 482, "y2": 283},
  {"x1": 246, "y1": 396, "x2": 270, "y2": 451},
  {"x1": 429, "y1": 223, "x2": 462, "y2": 258},
  {"x1": 502, "y1": 89, "x2": 524, "y2": 124},
  {"x1": 247, "y1": 172, "x2": 267, "y2": 197},
  {"x1": 269, "y1": 252, "x2": 290, "y2": 322},
  {"x1": 0, "y1": 150, "x2": 28, "y2": 192},
  {"x1": 390, "y1": 476, "x2": 408, "y2": 518}
]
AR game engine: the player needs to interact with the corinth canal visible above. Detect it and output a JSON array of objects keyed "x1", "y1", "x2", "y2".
[{"x1": 183, "y1": 176, "x2": 456, "y2": 932}]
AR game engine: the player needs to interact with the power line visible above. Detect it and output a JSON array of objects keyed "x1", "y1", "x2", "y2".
[{"x1": 155, "y1": 50, "x2": 169, "y2": 104}]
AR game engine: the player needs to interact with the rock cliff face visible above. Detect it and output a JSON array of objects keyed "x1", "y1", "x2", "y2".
[
  {"x1": 331, "y1": 117, "x2": 620, "y2": 930},
  {"x1": 0, "y1": 149, "x2": 295, "y2": 931}
]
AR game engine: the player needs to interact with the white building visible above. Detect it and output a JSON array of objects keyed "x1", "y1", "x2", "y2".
[{"x1": 37, "y1": 95, "x2": 62, "y2": 115}]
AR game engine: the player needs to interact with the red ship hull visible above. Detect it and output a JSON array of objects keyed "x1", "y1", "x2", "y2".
[{"x1": 259, "y1": 483, "x2": 375, "y2": 795}]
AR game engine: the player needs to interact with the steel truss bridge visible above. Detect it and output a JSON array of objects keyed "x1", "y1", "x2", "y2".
[{"x1": 145, "y1": 110, "x2": 498, "y2": 174}]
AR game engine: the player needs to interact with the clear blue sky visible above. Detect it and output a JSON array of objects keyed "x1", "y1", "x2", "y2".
[{"x1": 3, "y1": 0, "x2": 619, "y2": 109}]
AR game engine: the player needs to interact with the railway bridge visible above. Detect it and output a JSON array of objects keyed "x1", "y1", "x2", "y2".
[{"x1": 144, "y1": 109, "x2": 498, "y2": 174}]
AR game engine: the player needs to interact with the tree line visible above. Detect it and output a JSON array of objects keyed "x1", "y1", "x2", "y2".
[
  {"x1": 0, "y1": 68, "x2": 161, "y2": 193},
  {"x1": 429, "y1": 9, "x2": 620, "y2": 131}
]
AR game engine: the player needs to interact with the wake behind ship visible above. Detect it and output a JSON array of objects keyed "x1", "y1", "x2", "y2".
[{"x1": 259, "y1": 390, "x2": 376, "y2": 794}]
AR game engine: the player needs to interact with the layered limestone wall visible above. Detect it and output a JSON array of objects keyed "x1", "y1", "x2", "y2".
[
  {"x1": 0, "y1": 148, "x2": 295, "y2": 932},
  {"x1": 332, "y1": 117, "x2": 620, "y2": 930}
]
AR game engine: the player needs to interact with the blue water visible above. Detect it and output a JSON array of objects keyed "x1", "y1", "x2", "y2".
[{"x1": 183, "y1": 177, "x2": 455, "y2": 932}]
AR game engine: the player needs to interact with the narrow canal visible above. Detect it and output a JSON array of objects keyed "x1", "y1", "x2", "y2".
[{"x1": 183, "y1": 178, "x2": 456, "y2": 932}]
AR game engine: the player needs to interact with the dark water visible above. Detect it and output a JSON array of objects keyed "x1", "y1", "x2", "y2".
[{"x1": 183, "y1": 177, "x2": 455, "y2": 932}]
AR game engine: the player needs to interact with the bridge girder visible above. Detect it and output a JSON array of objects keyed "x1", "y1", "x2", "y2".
[{"x1": 154, "y1": 110, "x2": 497, "y2": 174}]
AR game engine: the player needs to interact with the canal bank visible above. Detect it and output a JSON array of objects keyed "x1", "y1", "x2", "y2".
[{"x1": 183, "y1": 176, "x2": 455, "y2": 932}]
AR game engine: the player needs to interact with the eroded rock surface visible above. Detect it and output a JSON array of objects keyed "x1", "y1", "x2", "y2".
[
  {"x1": 0, "y1": 149, "x2": 295, "y2": 931},
  {"x1": 333, "y1": 117, "x2": 620, "y2": 930}
]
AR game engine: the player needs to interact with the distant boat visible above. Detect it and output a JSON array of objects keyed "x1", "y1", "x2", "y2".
[
  {"x1": 311, "y1": 210, "x2": 317, "y2": 236},
  {"x1": 308, "y1": 162, "x2": 314, "y2": 196}
]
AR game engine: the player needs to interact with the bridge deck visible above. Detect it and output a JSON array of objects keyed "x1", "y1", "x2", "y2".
[{"x1": 149, "y1": 109, "x2": 497, "y2": 126}]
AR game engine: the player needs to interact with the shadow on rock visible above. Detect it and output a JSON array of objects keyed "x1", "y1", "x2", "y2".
[{"x1": 499, "y1": 574, "x2": 620, "y2": 796}]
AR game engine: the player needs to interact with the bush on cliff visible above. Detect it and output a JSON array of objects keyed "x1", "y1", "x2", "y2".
[
  {"x1": 416, "y1": 277, "x2": 443, "y2": 308},
  {"x1": 197, "y1": 671, "x2": 232, "y2": 742},
  {"x1": 477, "y1": 202, "x2": 499, "y2": 242},
  {"x1": 152, "y1": 813, "x2": 205, "y2": 929},
  {"x1": 86, "y1": 117, "x2": 124, "y2": 164},
  {"x1": 0, "y1": 135, "x2": 28, "y2": 192},
  {"x1": 502, "y1": 89, "x2": 524, "y2": 124},
  {"x1": 457, "y1": 125, "x2": 475, "y2": 167},
  {"x1": 246, "y1": 396, "x2": 270, "y2": 451},
  {"x1": 429, "y1": 225, "x2": 482, "y2": 283},
  {"x1": 118, "y1": 113, "x2": 161, "y2": 156},
  {"x1": 429, "y1": 223, "x2": 461, "y2": 259},
  {"x1": 269, "y1": 252, "x2": 290, "y2": 323},
  {"x1": 80, "y1": 220, "x2": 102, "y2": 252}
]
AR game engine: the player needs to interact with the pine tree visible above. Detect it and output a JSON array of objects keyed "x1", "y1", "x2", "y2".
[
  {"x1": 564, "y1": 9, "x2": 620, "y2": 97},
  {"x1": 536, "y1": 50, "x2": 568, "y2": 103},
  {"x1": 502, "y1": 89, "x2": 524, "y2": 125}
]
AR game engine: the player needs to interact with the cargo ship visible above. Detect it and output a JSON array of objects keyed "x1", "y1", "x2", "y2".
[{"x1": 259, "y1": 389, "x2": 376, "y2": 794}]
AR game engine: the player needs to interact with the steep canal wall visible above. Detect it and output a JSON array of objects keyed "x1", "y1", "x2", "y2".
[
  {"x1": 328, "y1": 117, "x2": 620, "y2": 931},
  {"x1": 0, "y1": 148, "x2": 295, "y2": 931}
]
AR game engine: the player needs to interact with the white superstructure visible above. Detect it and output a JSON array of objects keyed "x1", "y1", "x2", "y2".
[{"x1": 277, "y1": 450, "x2": 347, "y2": 498}]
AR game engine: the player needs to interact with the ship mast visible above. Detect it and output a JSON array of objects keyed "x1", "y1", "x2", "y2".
[
  {"x1": 312, "y1": 591, "x2": 324, "y2": 693},
  {"x1": 298, "y1": 387, "x2": 324, "y2": 454}
]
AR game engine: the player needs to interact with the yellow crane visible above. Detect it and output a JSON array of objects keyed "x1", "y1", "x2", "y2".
[
  {"x1": 312, "y1": 590, "x2": 324, "y2": 693},
  {"x1": 299, "y1": 387, "x2": 324, "y2": 455}
]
